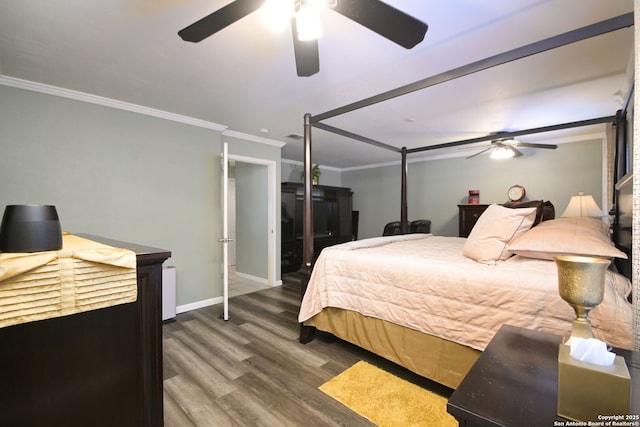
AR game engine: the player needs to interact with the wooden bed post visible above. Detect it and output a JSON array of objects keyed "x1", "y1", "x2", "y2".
[
  {"x1": 302, "y1": 113, "x2": 314, "y2": 273},
  {"x1": 400, "y1": 147, "x2": 409, "y2": 234},
  {"x1": 300, "y1": 113, "x2": 316, "y2": 343}
]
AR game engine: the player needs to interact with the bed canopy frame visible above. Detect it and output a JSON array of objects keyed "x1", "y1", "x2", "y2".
[{"x1": 298, "y1": 12, "x2": 636, "y2": 346}]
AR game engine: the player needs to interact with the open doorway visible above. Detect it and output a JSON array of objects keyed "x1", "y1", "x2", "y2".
[{"x1": 226, "y1": 154, "x2": 277, "y2": 297}]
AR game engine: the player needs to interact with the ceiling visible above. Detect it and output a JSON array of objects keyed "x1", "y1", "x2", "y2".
[{"x1": 0, "y1": 1, "x2": 634, "y2": 169}]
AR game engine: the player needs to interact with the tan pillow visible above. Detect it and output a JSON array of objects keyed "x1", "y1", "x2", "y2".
[
  {"x1": 506, "y1": 217, "x2": 627, "y2": 260},
  {"x1": 463, "y1": 204, "x2": 537, "y2": 264}
]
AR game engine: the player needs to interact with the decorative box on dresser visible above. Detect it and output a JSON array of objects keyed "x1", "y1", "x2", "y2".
[
  {"x1": 281, "y1": 182, "x2": 353, "y2": 273},
  {"x1": 458, "y1": 204, "x2": 490, "y2": 237},
  {"x1": 0, "y1": 234, "x2": 171, "y2": 427}
]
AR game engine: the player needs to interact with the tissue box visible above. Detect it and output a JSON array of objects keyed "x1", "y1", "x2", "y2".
[{"x1": 558, "y1": 343, "x2": 631, "y2": 421}]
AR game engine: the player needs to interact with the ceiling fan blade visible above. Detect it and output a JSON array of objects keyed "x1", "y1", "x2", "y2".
[
  {"x1": 466, "y1": 147, "x2": 493, "y2": 159},
  {"x1": 515, "y1": 142, "x2": 558, "y2": 149},
  {"x1": 178, "y1": 0, "x2": 265, "y2": 43},
  {"x1": 511, "y1": 147, "x2": 524, "y2": 157},
  {"x1": 291, "y1": 19, "x2": 320, "y2": 77},
  {"x1": 333, "y1": 0, "x2": 428, "y2": 49},
  {"x1": 457, "y1": 145, "x2": 488, "y2": 151}
]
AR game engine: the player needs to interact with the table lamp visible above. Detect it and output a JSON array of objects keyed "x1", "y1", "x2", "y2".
[{"x1": 561, "y1": 193, "x2": 604, "y2": 217}]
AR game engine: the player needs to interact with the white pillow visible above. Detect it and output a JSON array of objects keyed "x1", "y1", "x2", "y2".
[
  {"x1": 506, "y1": 217, "x2": 627, "y2": 260},
  {"x1": 463, "y1": 204, "x2": 537, "y2": 264}
]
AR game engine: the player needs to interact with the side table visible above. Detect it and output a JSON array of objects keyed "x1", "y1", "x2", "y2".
[
  {"x1": 447, "y1": 324, "x2": 639, "y2": 426},
  {"x1": 458, "y1": 204, "x2": 490, "y2": 237}
]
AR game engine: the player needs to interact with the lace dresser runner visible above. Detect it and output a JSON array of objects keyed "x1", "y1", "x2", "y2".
[{"x1": 0, "y1": 232, "x2": 137, "y2": 328}]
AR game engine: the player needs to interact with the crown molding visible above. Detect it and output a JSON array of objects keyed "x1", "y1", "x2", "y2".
[
  {"x1": 222, "y1": 129, "x2": 286, "y2": 148},
  {"x1": 281, "y1": 158, "x2": 341, "y2": 172},
  {"x1": 0, "y1": 75, "x2": 231, "y2": 131},
  {"x1": 0, "y1": 75, "x2": 290, "y2": 149}
]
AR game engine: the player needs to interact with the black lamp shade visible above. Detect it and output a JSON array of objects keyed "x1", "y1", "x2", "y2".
[{"x1": 0, "y1": 205, "x2": 63, "y2": 253}]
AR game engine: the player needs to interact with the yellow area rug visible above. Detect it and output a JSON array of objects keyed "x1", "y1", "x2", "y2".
[{"x1": 319, "y1": 361, "x2": 457, "y2": 427}]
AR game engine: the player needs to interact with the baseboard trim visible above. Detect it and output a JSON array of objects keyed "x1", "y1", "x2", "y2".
[
  {"x1": 175, "y1": 279, "x2": 284, "y2": 315},
  {"x1": 176, "y1": 297, "x2": 222, "y2": 315},
  {"x1": 234, "y1": 270, "x2": 268, "y2": 285}
]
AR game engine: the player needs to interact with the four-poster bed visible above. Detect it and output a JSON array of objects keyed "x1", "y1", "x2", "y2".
[{"x1": 296, "y1": 12, "x2": 636, "y2": 388}]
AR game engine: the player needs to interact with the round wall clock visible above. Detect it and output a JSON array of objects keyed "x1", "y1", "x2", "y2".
[{"x1": 507, "y1": 185, "x2": 526, "y2": 202}]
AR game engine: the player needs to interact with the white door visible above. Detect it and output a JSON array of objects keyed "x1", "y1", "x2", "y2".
[{"x1": 219, "y1": 143, "x2": 230, "y2": 320}]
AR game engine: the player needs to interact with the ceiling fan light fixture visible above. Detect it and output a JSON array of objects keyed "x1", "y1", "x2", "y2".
[
  {"x1": 490, "y1": 146, "x2": 516, "y2": 160},
  {"x1": 260, "y1": 0, "x2": 294, "y2": 31},
  {"x1": 179, "y1": 0, "x2": 425, "y2": 77},
  {"x1": 295, "y1": 4, "x2": 323, "y2": 41}
]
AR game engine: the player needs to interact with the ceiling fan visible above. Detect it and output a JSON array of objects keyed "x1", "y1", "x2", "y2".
[
  {"x1": 178, "y1": 0, "x2": 428, "y2": 77},
  {"x1": 466, "y1": 139, "x2": 558, "y2": 160}
]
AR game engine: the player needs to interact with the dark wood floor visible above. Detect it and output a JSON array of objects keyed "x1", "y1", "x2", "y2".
[{"x1": 162, "y1": 274, "x2": 453, "y2": 426}]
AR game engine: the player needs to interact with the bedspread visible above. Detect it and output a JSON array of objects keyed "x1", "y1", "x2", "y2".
[{"x1": 299, "y1": 234, "x2": 634, "y2": 350}]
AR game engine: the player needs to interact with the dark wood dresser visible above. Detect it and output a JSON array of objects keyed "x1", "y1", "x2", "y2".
[
  {"x1": 458, "y1": 204, "x2": 490, "y2": 237},
  {"x1": 0, "y1": 235, "x2": 171, "y2": 427},
  {"x1": 447, "y1": 324, "x2": 639, "y2": 426},
  {"x1": 281, "y1": 182, "x2": 353, "y2": 272}
]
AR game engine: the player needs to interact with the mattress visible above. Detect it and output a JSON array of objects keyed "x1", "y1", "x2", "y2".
[
  {"x1": 0, "y1": 233, "x2": 137, "y2": 328},
  {"x1": 299, "y1": 234, "x2": 634, "y2": 350}
]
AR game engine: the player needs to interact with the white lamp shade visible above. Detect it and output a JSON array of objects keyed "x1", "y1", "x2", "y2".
[{"x1": 561, "y1": 193, "x2": 604, "y2": 217}]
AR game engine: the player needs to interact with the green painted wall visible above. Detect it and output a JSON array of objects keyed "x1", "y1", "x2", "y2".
[
  {"x1": 278, "y1": 136, "x2": 604, "y2": 242},
  {"x1": 0, "y1": 85, "x2": 281, "y2": 308},
  {"x1": 342, "y1": 139, "x2": 604, "y2": 238},
  {"x1": 235, "y1": 162, "x2": 268, "y2": 279}
]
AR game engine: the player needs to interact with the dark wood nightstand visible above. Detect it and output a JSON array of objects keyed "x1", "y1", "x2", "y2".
[
  {"x1": 458, "y1": 204, "x2": 490, "y2": 237},
  {"x1": 0, "y1": 235, "x2": 171, "y2": 427},
  {"x1": 447, "y1": 324, "x2": 639, "y2": 427}
]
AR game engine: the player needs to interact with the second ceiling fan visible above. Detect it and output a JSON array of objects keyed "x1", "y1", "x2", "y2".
[
  {"x1": 466, "y1": 139, "x2": 558, "y2": 160},
  {"x1": 178, "y1": 0, "x2": 428, "y2": 77}
]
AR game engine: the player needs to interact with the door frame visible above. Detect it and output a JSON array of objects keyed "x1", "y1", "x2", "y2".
[{"x1": 226, "y1": 152, "x2": 277, "y2": 288}]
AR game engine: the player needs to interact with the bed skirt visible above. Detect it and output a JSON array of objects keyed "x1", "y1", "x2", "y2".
[{"x1": 305, "y1": 307, "x2": 480, "y2": 389}]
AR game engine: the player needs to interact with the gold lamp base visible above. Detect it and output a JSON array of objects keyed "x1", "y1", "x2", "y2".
[{"x1": 554, "y1": 255, "x2": 610, "y2": 340}]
